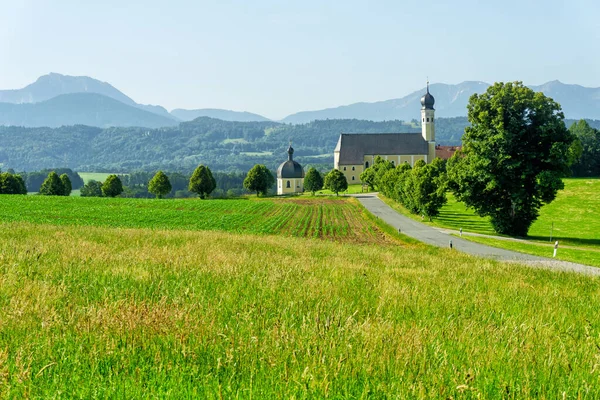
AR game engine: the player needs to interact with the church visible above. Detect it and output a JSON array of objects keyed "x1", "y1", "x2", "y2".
[
  {"x1": 334, "y1": 85, "x2": 437, "y2": 183},
  {"x1": 276, "y1": 145, "x2": 304, "y2": 195}
]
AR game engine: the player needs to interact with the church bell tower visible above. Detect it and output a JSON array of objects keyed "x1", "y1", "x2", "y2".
[{"x1": 420, "y1": 81, "x2": 436, "y2": 161}]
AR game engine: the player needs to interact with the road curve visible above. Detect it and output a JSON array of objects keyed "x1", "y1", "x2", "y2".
[{"x1": 353, "y1": 193, "x2": 600, "y2": 276}]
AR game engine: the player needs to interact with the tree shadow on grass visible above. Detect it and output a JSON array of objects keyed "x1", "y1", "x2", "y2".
[
  {"x1": 435, "y1": 210, "x2": 494, "y2": 233},
  {"x1": 527, "y1": 236, "x2": 600, "y2": 247}
]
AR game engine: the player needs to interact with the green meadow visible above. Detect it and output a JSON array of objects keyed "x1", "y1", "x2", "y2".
[
  {"x1": 316, "y1": 183, "x2": 370, "y2": 196},
  {"x1": 0, "y1": 195, "x2": 383, "y2": 243},
  {"x1": 384, "y1": 178, "x2": 600, "y2": 267},
  {"x1": 3, "y1": 194, "x2": 600, "y2": 397},
  {"x1": 78, "y1": 172, "x2": 120, "y2": 183},
  {"x1": 2, "y1": 217, "x2": 600, "y2": 397}
]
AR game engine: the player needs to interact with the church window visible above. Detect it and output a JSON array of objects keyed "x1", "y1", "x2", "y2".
[
  {"x1": 422, "y1": 118, "x2": 425, "y2": 122},
  {"x1": 391, "y1": 161, "x2": 395, "y2": 166},
  {"x1": 343, "y1": 166, "x2": 346, "y2": 171},
  {"x1": 365, "y1": 161, "x2": 369, "y2": 168},
  {"x1": 286, "y1": 181, "x2": 290, "y2": 188},
  {"x1": 431, "y1": 117, "x2": 434, "y2": 122},
  {"x1": 427, "y1": 117, "x2": 430, "y2": 122},
  {"x1": 352, "y1": 176, "x2": 355, "y2": 181},
  {"x1": 352, "y1": 166, "x2": 355, "y2": 171}
]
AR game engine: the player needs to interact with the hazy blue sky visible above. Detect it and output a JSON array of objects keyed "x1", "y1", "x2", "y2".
[{"x1": 1, "y1": 0, "x2": 598, "y2": 119}]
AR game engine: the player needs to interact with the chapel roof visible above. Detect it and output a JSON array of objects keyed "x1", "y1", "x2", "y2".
[
  {"x1": 277, "y1": 145, "x2": 304, "y2": 179},
  {"x1": 334, "y1": 133, "x2": 429, "y2": 165}
]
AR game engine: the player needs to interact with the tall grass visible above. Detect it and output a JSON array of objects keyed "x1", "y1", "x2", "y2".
[{"x1": 1, "y1": 222, "x2": 600, "y2": 397}]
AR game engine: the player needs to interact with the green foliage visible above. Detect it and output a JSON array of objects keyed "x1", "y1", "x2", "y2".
[
  {"x1": 324, "y1": 169, "x2": 348, "y2": 196},
  {"x1": 148, "y1": 171, "x2": 172, "y2": 199},
  {"x1": 0, "y1": 172, "x2": 27, "y2": 194},
  {"x1": 569, "y1": 120, "x2": 600, "y2": 177},
  {"x1": 359, "y1": 167, "x2": 376, "y2": 190},
  {"x1": 59, "y1": 174, "x2": 72, "y2": 196},
  {"x1": 447, "y1": 82, "x2": 575, "y2": 236},
  {"x1": 303, "y1": 167, "x2": 323, "y2": 195},
  {"x1": 21, "y1": 168, "x2": 84, "y2": 192},
  {"x1": 39, "y1": 171, "x2": 65, "y2": 196},
  {"x1": 188, "y1": 165, "x2": 216, "y2": 199},
  {"x1": 101, "y1": 175, "x2": 124, "y2": 198},
  {"x1": 80, "y1": 180, "x2": 103, "y2": 197},
  {"x1": 374, "y1": 158, "x2": 447, "y2": 220},
  {"x1": 1, "y1": 117, "x2": 598, "y2": 173},
  {"x1": 243, "y1": 164, "x2": 274, "y2": 196},
  {"x1": 360, "y1": 156, "x2": 395, "y2": 191}
]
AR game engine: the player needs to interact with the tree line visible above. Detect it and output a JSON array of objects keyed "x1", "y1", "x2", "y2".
[{"x1": 363, "y1": 82, "x2": 580, "y2": 237}]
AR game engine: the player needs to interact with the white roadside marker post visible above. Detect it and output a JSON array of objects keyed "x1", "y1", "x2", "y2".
[{"x1": 553, "y1": 241, "x2": 559, "y2": 258}]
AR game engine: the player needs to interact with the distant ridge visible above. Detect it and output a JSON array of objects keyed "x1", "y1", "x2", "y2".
[
  {"x1": 281, "y1": 81, "x2": 600, "y2": 123},
  {"x1": 1, "y1": 74, "x2": 599, "y2": 127},
  {"x1": 0, "y1": 73, "x2": 178, "y2": 123},
  {"x1": 171, "y1": 108, "x2": 270, "y2": 122},
  {"x1": 0, "y1": 93, "x2": 178, "y2": 128}
]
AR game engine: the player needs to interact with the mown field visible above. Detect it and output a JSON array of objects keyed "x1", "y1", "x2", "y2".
[
  {"x1": 2, "y1": 221, "x2": 600, "y2": 397},
  {"x1": 384, "y1": 178, "x2": 600, "y2": 267},
  {"x1": 0, "y1": 195, "x2": 384, "y2": 243}
]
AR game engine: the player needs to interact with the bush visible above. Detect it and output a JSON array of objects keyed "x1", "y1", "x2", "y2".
[{"x1": 102, "y1": 175, "x2": 124, "y2": 198}]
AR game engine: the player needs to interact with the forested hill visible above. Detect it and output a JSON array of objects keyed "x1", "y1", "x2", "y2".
[{"x1": 0, "y1": 117, "x2": 597, "y2": 173}]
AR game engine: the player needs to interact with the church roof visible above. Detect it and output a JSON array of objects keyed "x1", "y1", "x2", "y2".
[
  {"x1": 277, "y1": 145, "x2": 304, "y2": 178},
  {"x1": 335, "y1": 133, "x2": 429, "y2": 165},
  {"x1": 421, "y1": 82, "x2": 435, "y2": 110}
]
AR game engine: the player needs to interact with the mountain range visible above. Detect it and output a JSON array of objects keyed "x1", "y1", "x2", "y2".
[{"x1": 0, "y1": 73, "x2": 598, "y2": 128}]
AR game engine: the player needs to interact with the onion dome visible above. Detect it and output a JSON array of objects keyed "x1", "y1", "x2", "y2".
[
  {"x1": 421, "y1": 82, "x2": 435, "y2": 110},
  {"x1": 277, "y1": 145, "x2": 304, "y2": 179}
]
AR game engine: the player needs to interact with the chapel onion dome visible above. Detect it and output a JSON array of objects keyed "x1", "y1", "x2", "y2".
[
  {"x1": 421, "y1": 85, "x2": 435, "y2": 110},
  {"x1": 277, "y1": 145, "x2": 304, "y2": 179}
]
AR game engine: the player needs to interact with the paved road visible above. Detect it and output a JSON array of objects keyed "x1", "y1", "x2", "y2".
[{"x1": 353, "y1": 193, "x2": 600, "y2": 276}]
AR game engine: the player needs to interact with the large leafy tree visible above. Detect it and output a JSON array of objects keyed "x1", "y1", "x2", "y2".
[
  {"x1": 59, "y1": 174, "x2": 72, "y2": 196},
  {"x1": 447, "y1": 81, "x2": 576, "y2": 236},
  {"x1": 149, "y1": 171, "x2": 172, "y2": 199},
  {"x1": 569, "y1": 120, "x2": 600, "y2": 177},
  {"x1": 0, "y1": 172, "x2": 27, "y2": 194},
  {"x1": 101, "y1": 175, "x2": 124, "y2": 198},
  {"x1": 189, "y1": 165, "x2": 216, "y2": 199},
  {"x1": 39, "y1": 171, "x2": 65, "y2": 196},
  {"x1": 80, "y1": 180, "x2": 103, "y2": 197},
  {"x1": 243, "y1": 164, "x2": 274, "y2": 197},
  {"x1": 324, "y1": 169, "x2": 348, "y2": 196},
  {"x1": 304, "y1": 167, "x2": 324, "y2": 195}
]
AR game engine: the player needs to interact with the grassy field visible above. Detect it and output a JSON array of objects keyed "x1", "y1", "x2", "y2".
[
  {"x1": 317, "y1": 184, "x2": 370, "y2": 196},
  {"x1": 384, "y1": 178, "x2": 600, "y2": 266},
  {"x1": 78, "y1": 172, "x2": 119, "y2": 183},
  {"x1": 2, "y1": 221, "x2": 600, "y2": 397},
  {"x1": 0, "y1": 195, "x2": 386, "y2": 244}
]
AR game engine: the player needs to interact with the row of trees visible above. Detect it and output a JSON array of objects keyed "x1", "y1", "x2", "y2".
[
  {"x1": 39, "y1": 172, "x2": 73, "y2": 196},
  {"x1": 367, "y1": 82, "x2": 578, "y2": 237},
  {"x1": 241, "y1": 164, "x2": 349, "y2": 196},
  {"x1": 80, "y1": 166, "x2": 217, "y2": 199},
  {"x1": 362, "y1": 157, "x2": 448, "y2": 220}
]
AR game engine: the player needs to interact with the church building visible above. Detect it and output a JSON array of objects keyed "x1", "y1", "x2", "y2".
[
  {"x1": 277, "y1": 145, "x2": 304, "y2": 195},
  {"x1": 334, "y1": 84, "x2": 437, "y2": 183}
]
